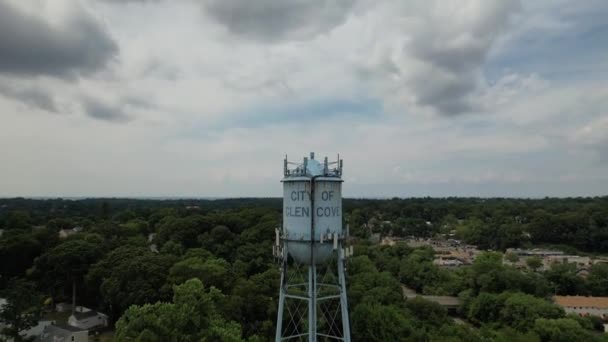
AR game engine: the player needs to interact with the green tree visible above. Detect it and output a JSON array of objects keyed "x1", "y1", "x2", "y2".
[
  {"x1": 431, "y1": 324, "x2": 484, "y2": 342},
  {"x1": 86, "y1": 245, "x2": 149, "y2": 307},
  {"x1": 544, "y1": 263, "x2": 586, "y2": 295},
  {"x1": 456, "y1": 218, "x2": 488, "y2": 248},
  {"x1": 505, "y1": 252, "x2": 519, "y2": 263},
  {"x1": 0, "y1": 230, "x2": 44, "y2": 281},
  {"x1": 100, "y1": 253, "x2": 177, "y2": 319},
  {"x1": 351, "y1": 303, "x2": 413, "y2": 342},
  {"x1": 404, "y1": 296, "x2": 449, "y2": 327},
  {"x1": 0, "y1": 279, "x2": 42, "y2": 342},
  {"x1": 480, "y1": 327, "x2": 540, "y2": 342},
  {"x1": 587, "y1": 263, "x2": 608, "y2": 296},
  {"x1": 157, "y1": 215, "x2": 213, "y2": 249},
  {"x1": 467, "y1": 292, "x2": 508, "y2": 324},
  {"x1": 199, "y1": 225, "x2": 236, "y2": 259},
  {"x1": 169, "y1": 257, "x2": 233, "y2": 291},
  {"x1": 2, "y1": 211, "x2": 31, "y2": 230},
  {"x1": 348, "y1": 209, "x2": 370, "y2": 238},
  {"x1": 533, "y1": 318, "x2": 598, "y2": 342},
  {"x1": 399, "y1": 247, "x2": 447, "y2": 293},
  {"x1": 499, "y1": 293, "x2": 564, "y2": 331},
  {"x1": 46, "y1": 218, "x2": 76, "y2": 231},
  {"x1": 349, "y1": 256, "x2": 402, "y2": 306},
  {"x1": 526, "y1": 257, "x2": 543, "y2": 272},
  {"x1": 115, "y1": 279, "x2": 243, "y2": 341},
  {"x1": 160, "y1": 240, "x2": 184, "y2": 256},
  {"x1": 226, "y1": 269, "x2": 279, "y2": 338},
  {"x1": 32, "y1": 239, "x2": 102, "y2": 299},
  {"x1": 471, "y1": 252, "x2": 506, "y2": 293}
]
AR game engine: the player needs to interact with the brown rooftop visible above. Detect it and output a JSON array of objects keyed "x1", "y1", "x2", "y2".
[{"x1": 553, "y1": 296, "x2": 608, "y2": 309}]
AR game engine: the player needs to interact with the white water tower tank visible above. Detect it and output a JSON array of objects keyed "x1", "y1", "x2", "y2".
[{"x1": 282, "y1": 152, "x2": 343, "y2": 264}]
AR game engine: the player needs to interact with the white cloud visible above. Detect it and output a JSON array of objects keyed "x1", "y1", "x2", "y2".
[{"x1": 0, "y1": 0, "x2": 607, "y2": 197}]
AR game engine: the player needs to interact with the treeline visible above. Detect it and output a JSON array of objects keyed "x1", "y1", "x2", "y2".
[
  {"x1": 1, "y1": 197, "x2": 608, "y2": 341},
  {"x1": 4, "y1": 196, "x2": 608, "y2": 253},
  {"x1": 348, "y1": 197, "x2": 608, "y2": 253}
]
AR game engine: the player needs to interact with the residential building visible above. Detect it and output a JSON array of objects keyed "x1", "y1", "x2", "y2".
[
  {"x1": 433, "y1": 257, "x2": 463, "y2": 268},
  {"x1": 68, "y1": 309, "x2": 108, "y2": 330},
  {"x1": 553, "y1": 296, "x2": 608, "y2": 318},
  {"x1": 38, "y1": 324, "x2": 88, "y2": 342},
  {"x1": 593, "y1": 258, "x2": 608, "y2": 265},
  {"x1": 506, "y1": 248, "x2": 564, "y2": 257},
  {"x1": 21, "y1": 320, "x2": 53, "y2": 340},
  {"x1": 58, "y1": 227, "x2": 82, "y2": 239}
]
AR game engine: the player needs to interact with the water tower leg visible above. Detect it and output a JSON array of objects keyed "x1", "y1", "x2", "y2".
[
  {"x1": 338, "y1": 255, "x2": 352, "y2": 342},
  {"x1": 308, "y1": 265, "x2": 317, "y2": 342},
  {"x1": 275, "y1": 264, "x2": 286, "y2": 342}
]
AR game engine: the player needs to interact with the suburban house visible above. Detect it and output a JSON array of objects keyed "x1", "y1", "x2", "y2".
[
  {"x1": 38, "y1": 324, "x2": 88, "y2": 342},
  {"x1": 553, "y1": 296, "x2": 608, "y2": 318},
  {"x1": 58, "y1": 227, "x2": 82, "y2": 239},
  {"x1": 20, "y1": 320, "x2": 54, "y2": 340},
  {"x1": 433, "y1": 257, "x2": 464, "y2": 268},
  {"x1": 1, "y1": 319, "x2": 72, "y2": 341},
  {"x1": 68, "y1": 309, "x2": 108, "y2": 330}
]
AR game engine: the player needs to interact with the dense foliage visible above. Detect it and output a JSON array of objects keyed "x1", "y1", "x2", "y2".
[{"x1": 1, "y1": 197, "x2": 607, "y2": 341}]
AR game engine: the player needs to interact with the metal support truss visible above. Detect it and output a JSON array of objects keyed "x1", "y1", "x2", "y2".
[{"x1": 275, "y1": 247, "x2": 352, "y2": 341}]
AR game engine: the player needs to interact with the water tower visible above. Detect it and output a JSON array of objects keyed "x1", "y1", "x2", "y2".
[{"x1": 274, "y1": 152, "x2": 352, "y2": 342}]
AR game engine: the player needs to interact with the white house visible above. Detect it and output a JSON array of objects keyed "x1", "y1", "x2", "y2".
[
  {"x1": 1, "y1": 319, "x2": 55, "y2": 341},
  {"x1": 39, "y1": 324, "x2": 88, "y2": 342},
  {"x1": 68, "y1": 310, "x2": 108, "y2": 330},
  {"x1": 21, "y1": 320, "x2": 53, "y2": 340},
  {"x1": 58, "y1": 227, "x2": 82, "y2": 239},
  {"x1": 0, "y1": 298, "x2": 8, "y2": 340}
]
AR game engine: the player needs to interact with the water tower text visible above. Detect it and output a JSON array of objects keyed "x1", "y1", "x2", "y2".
[{"x1": 285, "y1": 190, "x2": 340, "y2": 217}]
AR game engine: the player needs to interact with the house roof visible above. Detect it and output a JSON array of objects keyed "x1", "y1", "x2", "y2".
[
  {"x1": 553, "y1": 296, "x2": 608, "y2": 309},
  {"x1": 49, "y1": 323, "x2": 86, "y2": 332},
  {"x1": 73, "y1": 310, "x2": 101, "y2": 319},
  {"x1": 41, "y1": 324, "x2": 87, "y2": 342}
]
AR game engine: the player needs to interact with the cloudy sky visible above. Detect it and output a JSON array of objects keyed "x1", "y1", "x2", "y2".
[{"x1": 0, "y1": 0, "x2": 607, "y2": 198}]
